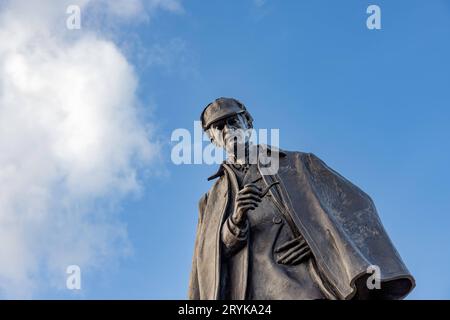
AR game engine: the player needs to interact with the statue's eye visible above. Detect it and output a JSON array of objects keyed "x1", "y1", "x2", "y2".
[
  {"x1": 212, "y1": 121, "x2": 225, "y2": 131},
  {"x1": 226, "y1": 117, "x2": 240, "y2": 126}
]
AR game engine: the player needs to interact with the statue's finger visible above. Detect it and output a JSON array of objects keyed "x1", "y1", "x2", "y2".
[
  {"x1": 240, "y1": 204, "x2": 256, "y2": 213},
  {"x1": 279, "y1": 245, "x2": 310, "y2": 264},
  {"x1": 243, "y1": 183, "x2": 261, "y2": 189},
  {"x1": 284, "y1": 247, "x2": 309, "y2": 263},
  {"x1": 239, "y1": 184, "x2": 261, "y2": 194},
  {"x1": 237, "y1": 189, "x2": 261, "y2": 198},
  {"x1": 237, "y1": 199, "x2": 260, "y2": 208},
  {"x1": 237, "y1": 193, "x2": 262, "y2": 202},
  {"x1": 274, "y1": 237, "x2": 304, "y2": 253},
  {"x1": 276, "y1": 242, "x2": 305, "y2": 262},
  {"x1": 275, "y1": 239, "x2": 298, "y2": 254},
  {"x1": 289, "y1": 249, "x2": 311, "y2": 265}
]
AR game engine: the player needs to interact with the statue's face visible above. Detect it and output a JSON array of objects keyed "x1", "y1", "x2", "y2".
[{"x1": 208, "y1": 114, "x2": 252, "y2": 158}]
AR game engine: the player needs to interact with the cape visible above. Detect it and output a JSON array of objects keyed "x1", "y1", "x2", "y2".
[{"x1": 188, "y1": 149, "x2": 415, "y2": 300}]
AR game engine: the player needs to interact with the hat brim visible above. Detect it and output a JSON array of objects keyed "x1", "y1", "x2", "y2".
[{"x1": 204, "y1": 109, "x2": 245, "y2": 130}]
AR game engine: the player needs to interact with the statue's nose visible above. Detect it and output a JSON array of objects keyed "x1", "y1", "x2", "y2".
[
  {"x1": 222, "y1": 126, "x2": 231, "y2": 143},
  {"x1": 223, "y1": 125, "x2": 233, "y2": 134}
]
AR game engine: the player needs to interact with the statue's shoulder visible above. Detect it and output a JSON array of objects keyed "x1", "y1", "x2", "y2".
[
  {"x1": 259, "y1": 145, "x2": 307, "y2": 159},
  {"x1": 281, "y1": 150, "x2": 334, "y2": 171},
  {"x1": 279, "y1": 150, "x2": 336, "y2": 177},
  {"x1": 276, "y1": 148, "x2": 314, "y2": 163}
]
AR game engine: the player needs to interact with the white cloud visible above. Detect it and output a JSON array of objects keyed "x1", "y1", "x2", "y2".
[
  {"x1": 0, "y1": 0, "x2": 181, "y2": 298},
  {"x1": 83, "y1": 0, "x2": 184, "y2": 27},
  {"x1": 253, "y1": 0, "x2": 267, "y2": 8}
]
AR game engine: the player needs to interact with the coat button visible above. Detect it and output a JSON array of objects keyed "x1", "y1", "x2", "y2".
[{"x1": 272, "y1": 216, "x2": 282, "y2": 224}]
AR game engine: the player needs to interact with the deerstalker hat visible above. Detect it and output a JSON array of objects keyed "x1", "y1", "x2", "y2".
[{"x1": 201, "y1": 97, "x2": 251, "y2": 130}]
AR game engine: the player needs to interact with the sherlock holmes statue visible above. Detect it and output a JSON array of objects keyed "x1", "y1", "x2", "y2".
[{"x1": 188, "y1": 97, "x2": 415, "y2": 300}]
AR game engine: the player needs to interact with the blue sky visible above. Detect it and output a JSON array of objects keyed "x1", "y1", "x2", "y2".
[{"x1": 1, "y1": 0, "x2": 449, "y2": 299}]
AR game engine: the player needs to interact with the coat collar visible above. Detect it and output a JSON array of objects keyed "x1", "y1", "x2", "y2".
[{"x1": 207, "y1": 145, "x2": 286, "y2": 181}]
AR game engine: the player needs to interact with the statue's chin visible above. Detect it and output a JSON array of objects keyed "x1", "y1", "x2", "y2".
[{"x1": 224, "y1": 142, "x2": 251, "y2": 163}]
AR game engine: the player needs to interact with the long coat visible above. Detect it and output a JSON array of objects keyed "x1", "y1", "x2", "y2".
[{"x1": 188, "y1": 149, "x2": 415, "y2": 300}]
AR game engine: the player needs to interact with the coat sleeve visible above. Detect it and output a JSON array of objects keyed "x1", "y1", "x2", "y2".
[
  {"x1": 221, "y1": 216, "x2": 249, "y2": 257},
  {"x1": 188, "y1": 192, "x2": 208, "y2": 299}
]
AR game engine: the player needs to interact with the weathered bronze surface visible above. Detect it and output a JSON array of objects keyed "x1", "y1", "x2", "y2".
[{"x1": 189, "y1": 97, "x2": 415, "y2": 300}]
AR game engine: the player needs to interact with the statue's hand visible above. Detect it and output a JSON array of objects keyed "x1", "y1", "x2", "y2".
[
  {"x1": 275, "y1": 235, "x2": 311, "y2": 265},
  {"x1": 231, "y1": 183, "x2": 262, "y2": 226}
]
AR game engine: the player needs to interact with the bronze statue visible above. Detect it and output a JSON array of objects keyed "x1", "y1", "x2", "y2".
[{"x1": 188, "y1": 97, "x2": 415, "y2": 300}]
